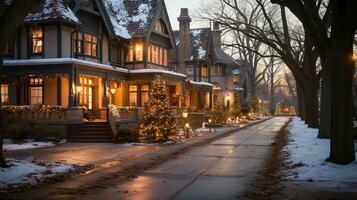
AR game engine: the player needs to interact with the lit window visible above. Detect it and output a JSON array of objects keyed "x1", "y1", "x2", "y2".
[
  {"x1": 1, "y1": 84, "x2": 9, "y2": 105},
  {"x1": 79, "y1": 76, "x2": 95, "y2": 109},
  {"x1": 30, "y1": 27, "x2": 43, "y2": 54},
  {"x1": 201, "y1": 65, "x2": 208, "y2": 81},
  {"x1": 74, "y1": 32, "x2": 83, "y2": 54},
  {"x1": 126, "y1": 46, "x2": 134, "y2": 62},
  {"x1": 155, "y1": 20, "x2": 167, "y2": 35},
  {"x1": 164, "y1": 49, "x2": 168, "y2": 66},
  {"x1": 135, "y1": 43, "x2": 143, "y2": 61},
  {"x1": 129, "y1": 85, "x2": 138, "y2": 106},
  {"x1": 29, "y1": 78, "x2": 43, "y2": 105},
  {"x1": 75, "y1": 32, "x2": 97, "y2": 57},
  {"x1": 141, "y1": 85, "x2": 149, "y2": 107},
  {"x1": 233, "y1": 76, "x2": 240, "y2": 84},
  {"x1": 146, "y1": 44, "x2": 168, "y2": 66}
]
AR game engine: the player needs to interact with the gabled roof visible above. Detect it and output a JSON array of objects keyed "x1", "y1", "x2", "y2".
[
  {"x1": 102, "y1": 0, "x2": 161, "y2": 39},
  {"x1": 212, "y1": 48, "x2": 239, "y2": 68},
  {"x1": 174, "y1": 27, "x2": 210, "y2": 61},
  {"x1": 24, "y1": 0, "x2": 80, "y2": 25}
]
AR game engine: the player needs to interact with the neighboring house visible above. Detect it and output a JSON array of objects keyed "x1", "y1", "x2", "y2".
[
  {"x1": 174, "y1": 8, "x2": 247, "y2": 111},
  {"x1": 1, "y1": 0, "x2": 212, "y2": 122}
]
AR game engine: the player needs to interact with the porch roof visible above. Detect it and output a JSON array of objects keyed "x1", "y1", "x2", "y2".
[
  {"x1": 188, "y1": 79, "x2": 213, "y2": 91},
  {"x1": 3, "y1": 58, "x2": 129, "y2": 74},
  {"x1": 128, "y1": 68, "x2": 187, "y2": 83}
]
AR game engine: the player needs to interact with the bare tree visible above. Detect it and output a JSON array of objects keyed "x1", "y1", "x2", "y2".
[
  {"x1": 271, "y1": 0, "x2": 357, "y2": 164},
  {"x1": 200, "y1": 0, "x2": 320, "y2": 128},
  {"x1": 262, "y1": 49, "x2": 284, "y2": 113},
  {"x1": 0, "y1": 0, "x2": 39, "y2": 167}
]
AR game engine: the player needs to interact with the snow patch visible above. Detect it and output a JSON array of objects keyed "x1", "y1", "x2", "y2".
[
  {"x1": 191, "y1": 29, "x2": 207, "y2": 60},
  {"x1": 285, "y1": 117, "x2": 357, "y2": 182},
  {"x1": 103, "y1": 0, "x2": 131, "y2": 39},
  {"x1": 3, "y1": 139, "x2": 55, "y2": 151},
  {"x1": 131, "y1": 2, "x2": 151, "y2": 28},
  {"x1": 0, "y1": 159, "x2": 76, "y2": 192}
]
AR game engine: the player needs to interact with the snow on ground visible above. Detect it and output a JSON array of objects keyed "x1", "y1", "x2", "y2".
[
  {"x1": 0, "y1": 159, "x2": 76, "y2": 192},
  {"x1": 3, "y1": 139, "x2": 55, "y2": 151},
  {"x1": 285, "y1": 117, "x2": 357, "y2": 182}
]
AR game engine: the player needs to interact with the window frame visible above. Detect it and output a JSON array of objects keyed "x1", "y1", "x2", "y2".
[
  {"x1": 28, "y1": 77, "x2": 44, "y2": 105},
  {"x1": 3, "y1": 38, "x2": 14, "y2": 57},
  {"x1": 29, "y1": 26, "x2": 44, "y2": 57},
  {"x1": 1, "y1": 84, "x2": 9, "y2": 105},
  {"x1": 146, "y1": 44, "x2": 169, "y2": 67},
  {"x1": 73, "y1": 31, "x2": 98, "y2": 58}
]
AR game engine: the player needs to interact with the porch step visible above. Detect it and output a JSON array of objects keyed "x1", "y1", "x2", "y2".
[{"x1": 67, "y1": 122, "x2": 114, "y2": 143}]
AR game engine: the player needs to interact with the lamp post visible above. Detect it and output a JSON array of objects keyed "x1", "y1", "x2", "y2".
[
  {"x1": 183, "y1": 110, "x2": 189, "y2": 138},
  {"x1": 185, "y1": 123, "x2": 190, "y2": 138}
]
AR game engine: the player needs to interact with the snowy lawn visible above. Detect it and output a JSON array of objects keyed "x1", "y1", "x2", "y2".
[
  {"x1": 285, "y1": 117, "x2": 357, "y2": 182},
  {"x1": 0, "y1": 159, "x2": 82, "y2": 193},
  {"x1": 3, "y1": 139, "x2": 65, "y2": 151}
]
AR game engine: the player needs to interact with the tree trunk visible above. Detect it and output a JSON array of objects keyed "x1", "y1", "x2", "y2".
[
  {"x1": 318, "y1": 67, "x2": 332, "y2": 138},
  {"x1": 327, "y1": 46, "x2": 355, "y2": 164},
  {"x1": 304, "y1": 82, "x2": 319, "y2": 128},
  {"x1": 296, "y1": 83, "x2": 304, "y2": 119},
  {"x1": 269, "y1": 69, "x2": 275, "y2": 114}
]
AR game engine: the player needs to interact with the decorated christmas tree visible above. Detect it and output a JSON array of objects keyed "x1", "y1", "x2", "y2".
[
  {"x1": 139, "y1": 75, "x2": 177, "y2": 142},
  {"x1": 230, "y1": 91, "x2": 242, "y2": 118},
  {"x1": 212, "y1": 102, "x2": 227, "y2": 125}
]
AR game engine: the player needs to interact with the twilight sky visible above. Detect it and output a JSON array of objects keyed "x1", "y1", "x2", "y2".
[{"x1": 165, "y1": 0, "x2": 210, "y2": 31}]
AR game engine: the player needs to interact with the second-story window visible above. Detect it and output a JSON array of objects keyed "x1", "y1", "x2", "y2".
[
  {"x1": 201, "y1": 65, "x2": 208, "y2": 81},
  {"x1": 135, "y1": 43, "x2": 143, "y2": 61},
  {"x1": 126, "y1": 46, "x2": 134, "y2": 62},
  {"x1": 84, "y1": 33, "x2": 97, "y2": 57},
  {"x1": 3, "y1": 38, "x2": 13, "y2": 56},
  {"x1": 147, "y1": 44, "x2": 168, "y2": 66},
  {"x1": 74, "y1": 32, "x2": 98, "y2": 58},
  {"x1": 30, "y1": 27, "x2": 43, "y2": 55}
]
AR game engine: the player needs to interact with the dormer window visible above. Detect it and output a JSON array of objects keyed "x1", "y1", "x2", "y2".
[
  {"x1": 30, "y1": 26, "x2": 43, "y2": 55},
  {"x1": 155, "y1": 20, "x2": 167, "y2": 35}
]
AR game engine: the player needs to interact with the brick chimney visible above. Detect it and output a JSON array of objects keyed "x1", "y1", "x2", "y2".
[
  {"x1": 212, "y1": 21, "x2": 222, "y2": 49},
  {"x1": 177, "y1": 8, "x2": 192, "y2": 73}
]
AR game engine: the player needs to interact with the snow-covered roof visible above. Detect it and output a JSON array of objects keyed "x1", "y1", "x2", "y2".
[
  {"x1": 189, "y1": 79, "x2": 213, "y2": 87},
  {"x1": 232, "y1": 69, "x2": 241, "y2": 75},
  {"x1": 213, "y1": 48, "x2": 239, "y2": 68},
  {"x1": 3, "y1": 58, "x2": 129, "y2": 73},
  {"x1": 24, "y1": 0, "x2": 79, "y2": 25},
  {"x1": 103, "y1": 0, "x2": 160, "y2": 39},
  {"x1": 130, "y1": 68, "x2": 187, "y2": 78}
]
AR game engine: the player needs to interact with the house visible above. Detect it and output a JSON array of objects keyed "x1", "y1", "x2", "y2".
[
  {"x1": 1, "y1": 0, "x2": 213, "y2": 127},
  {"x1": 174, "y1": 8, "x2": 247, "y2": 111}
]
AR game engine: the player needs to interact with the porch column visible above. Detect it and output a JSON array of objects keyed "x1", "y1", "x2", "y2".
[
  {"x1": 103, "y1": 73, "x2": 109, "y2": 107},
  {"x1": 68, "y1": 69, "x2": 76, "y2": 107}
]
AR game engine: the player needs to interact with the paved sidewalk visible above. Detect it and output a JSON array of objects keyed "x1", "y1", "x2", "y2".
[{"x1": 4, "y1": 117, "x2": 289, "y2": 200}]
